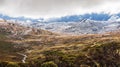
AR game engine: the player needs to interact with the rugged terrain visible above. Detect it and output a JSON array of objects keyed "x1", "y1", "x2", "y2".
[
  {"x1": 0, "y1": 21, "x2": 55, "y2": 62},
  {"x1": 31, "y1": 19, "x2": 120, "y2": 34},
  {"x1": 0, "y1": 21, "x2": 120, "y2": 67}
]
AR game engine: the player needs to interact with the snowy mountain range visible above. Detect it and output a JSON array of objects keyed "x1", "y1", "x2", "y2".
[
  {"x1": 1, "y1": 13, "x2": 120, "y2": 34},
  {"x1": 1, "y1": 13, "x2": 120, "y2": 22},
  {"x1": 31, "y1": 19, "x2": 120, "y2": 34}
]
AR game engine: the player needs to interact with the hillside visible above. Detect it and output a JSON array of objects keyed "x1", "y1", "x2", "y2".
[
  {"x1": 1, "y1": 0, "x2": 120, "y2": 66},
  {"x1": 19, "y1": 31, "x2": 120, "y2": 67},
  {"x1": 0, "y1": 21, "x2": 120, "y2": 67},
  {"x1": 0, "y1": 21, "x2": 56, "y2": 62}
]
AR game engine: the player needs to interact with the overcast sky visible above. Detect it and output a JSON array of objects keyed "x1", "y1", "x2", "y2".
[{"x1": 0, "y1": 0, "x2": 120, "y2": 18}]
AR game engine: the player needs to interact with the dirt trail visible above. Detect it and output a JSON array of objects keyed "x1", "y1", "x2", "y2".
[{"x1": 17, "y1": 53, "x2": 27, "y2": 63}]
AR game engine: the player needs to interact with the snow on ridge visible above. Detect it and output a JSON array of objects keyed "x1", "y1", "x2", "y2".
[
  {"x1": 4, "y1": 15, "x2": 120, "y2": 34},
  {"x1": 28, "y1": 19, "x2": 120, "y2": 34}
]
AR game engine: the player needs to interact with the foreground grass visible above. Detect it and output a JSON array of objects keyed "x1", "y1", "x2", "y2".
[{"x1": 0, "y1": 32, "x2": 120, "y2": 67}]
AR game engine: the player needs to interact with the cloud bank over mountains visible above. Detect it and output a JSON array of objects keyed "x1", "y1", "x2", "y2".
[{"x1": 0, "y1": 0, "x2": 120, "y2": 18}]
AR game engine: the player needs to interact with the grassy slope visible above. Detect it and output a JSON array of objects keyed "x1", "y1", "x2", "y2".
[
  {"x1": 23, "y1": 32, "x2": 120, "y2": 61},
  {"x1": 0, "y1": 33, "x2": 23, "y2": 62},
  {"x1": 0, "y1": 22, "x2": 120, "y2": 66},
  {"x1": 0, "y1": 22, "x2": 57, "y2": 62},
  {"x1": 17, "y1": 32, "x2": 119, "y2": 67}
]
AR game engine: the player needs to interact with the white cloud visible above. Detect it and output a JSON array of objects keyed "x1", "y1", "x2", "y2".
[{"x1": 0, "y1": 0, "x2": 120, "y2": 18}]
